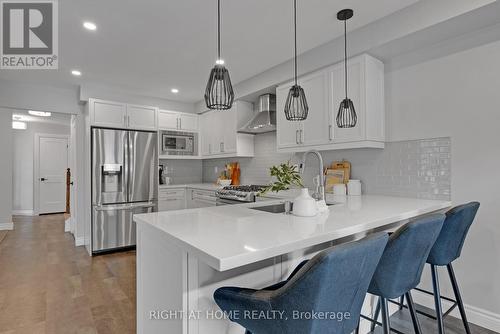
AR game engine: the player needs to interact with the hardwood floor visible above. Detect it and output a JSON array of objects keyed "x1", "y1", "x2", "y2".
[
  {"x1": 0, "y1": 214, "x2": 135, "y2": 334},
  {"x1": 1, "y1": 215, "x2": 497, "y2": 334}
]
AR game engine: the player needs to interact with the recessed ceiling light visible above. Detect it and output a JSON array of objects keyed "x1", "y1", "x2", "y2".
[
  {"x1": 12, "y1": 121, "x2": 27, "y2": 130},
  {"x1": 71, "y1": 70, "x2": 82, "y2": 76},
  {"x1": 83, "y1": 21, "x2": 97, "y2": 31},
  {"x1": 171, "y1": 88, "x2": 179, "y2": 94},
  {"x1": 29, "y1": 110, "x2": 51, "y2": 117}
]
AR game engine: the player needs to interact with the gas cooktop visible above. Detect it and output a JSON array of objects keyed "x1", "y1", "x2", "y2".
[{"x1": 216, "y1": 185, "x2": 267, "y2": 203}]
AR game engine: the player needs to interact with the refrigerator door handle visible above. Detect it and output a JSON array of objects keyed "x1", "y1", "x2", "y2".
[{"x1": 94, "y1": 202, "x2": 156, "y2": 211}]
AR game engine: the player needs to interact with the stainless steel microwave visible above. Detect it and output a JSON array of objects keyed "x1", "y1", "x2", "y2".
[{"x1": 161, "y1": 131, "x2": 197, "y2": 155}]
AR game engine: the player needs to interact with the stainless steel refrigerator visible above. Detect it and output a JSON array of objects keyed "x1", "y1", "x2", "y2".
[{"x1": 92, "y1": 128, "x2": 157, "y2": 253}]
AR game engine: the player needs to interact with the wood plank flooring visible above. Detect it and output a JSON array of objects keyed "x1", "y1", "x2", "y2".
[
  {"x1": 0, "y1": 214, "x2": 497, "y2": 334},
  {"x1": 0, "y1": 214, "x2": 135, "y2": 334}
]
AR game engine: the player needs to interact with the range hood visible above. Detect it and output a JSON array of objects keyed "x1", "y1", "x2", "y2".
[{"x1": 239, "y1": 94, "x2": 276, "y2": 134}]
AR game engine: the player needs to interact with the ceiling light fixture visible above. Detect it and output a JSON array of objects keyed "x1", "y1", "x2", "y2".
[
  {"x1": 71, "y1": 70, "x2": 82, "y2": 76},
  {"x1": 204, "y1": 0, "x2": 234, "y2": 111},
  {"x1": 336, "y1": 9, "x2": 357, "y2": 128},
  {"x1": 29, "y1": 110, "x2": 51, "y2": 117},
  {"x1": 83, "y1": 21, "x2": 97, "y2": 31},
  {"x1": 171, "y1": 88, "x2": 179, "y2": 94},
  {"x1": 12, "y1": 121, "x2": 27, "y2": 130},
  {"x1": 284, "y1": 0, "x2": 308, "y2": 121}
]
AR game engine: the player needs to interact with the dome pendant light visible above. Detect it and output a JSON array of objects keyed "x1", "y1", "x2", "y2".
[
  {"x1": 336, "y1": 9, "x2": 357, "y2": 128},
  {"x1": 284, "y1": 0, "x2": 308, "y2": 121},
  {"x1": 204, "y1": 0, "x2": 234, "y2": 110}
]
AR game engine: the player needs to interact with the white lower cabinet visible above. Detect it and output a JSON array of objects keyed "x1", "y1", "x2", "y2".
[
  {"x1": 186, "y1": 189, "x2": 217, "y2": 208},
  {"x1": 158, "y1": 188, "x2": 186, "y2": 211},
  {"x1": 276, "y1": 53, "x2": 385, "y2": 152}
]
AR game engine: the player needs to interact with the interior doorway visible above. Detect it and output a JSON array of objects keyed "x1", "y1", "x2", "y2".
[{"x1": 34, "y1": 134, "x2": 69, "y2": 214}]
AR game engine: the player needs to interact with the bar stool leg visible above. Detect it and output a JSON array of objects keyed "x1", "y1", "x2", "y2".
[
  {"x1": 406, "y1": 292, "x2": 422, "y2": 334},
  {"x1": 447, "y1": 264, "x2": 471, "y2": 334},
  {"x1": 399, "y1": 295, "x2": 405, "y2": 310},
  {"x1": 371, "y1": 297, "x2": 381, "y2": 332},
  {"x1": 380, "y1": 297, "x2": 390, "y2": 334},
  {"x1": 431, "y1": 264, "x2": 446, "y2": 334}
]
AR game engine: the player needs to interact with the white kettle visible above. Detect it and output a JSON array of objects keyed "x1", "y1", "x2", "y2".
[{"x1": 293, "y1": 188, "x2": 318, "y2": 217}]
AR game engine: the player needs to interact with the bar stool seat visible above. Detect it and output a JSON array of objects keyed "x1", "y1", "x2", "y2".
[{"x1": 213, "y1": 233, "x2": 389, "y2": 334}]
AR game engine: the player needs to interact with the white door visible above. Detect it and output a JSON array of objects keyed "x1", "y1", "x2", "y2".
[
  {"x1": 158, "y1": 111, "x2": 180, "y2": 130},
  {"x1": 276, "y1": 84, "x2": 301, "y2": 149},
  {"x1": 127, "y1": 105, "x2": 157, "y2": 130},
  {"x1": 38, "y1": 136, "x2": 68, "y2": 214},
  {"x1": 179, "y1": 113, "x2": 198, "y2": 131}
]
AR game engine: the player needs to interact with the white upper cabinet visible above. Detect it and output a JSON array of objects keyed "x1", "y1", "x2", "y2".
[
  {"x1": 200, "y1": 101, "x2": 254, "y2": 158},
  {"x1": 127, "y1": 104, "x2": 157, "y2": 130},
  {"x1": 276, "y1": 54, "x2": 385, "y2": 152},
  {"x1": 89, "y1": 98, "x2": 157, "y2": 131},
  {"x1": 159, "y1": 110, "x2": 199, "y2": 132}
]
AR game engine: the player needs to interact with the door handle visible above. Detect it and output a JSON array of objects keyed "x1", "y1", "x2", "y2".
[{"x1": 40, "y1": 177, "x2": 47, "y2": 181}]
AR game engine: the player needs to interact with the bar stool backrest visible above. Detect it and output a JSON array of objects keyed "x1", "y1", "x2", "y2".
[
  {"x1": 368, "y1": 214, "x2": 446, "y2": 299},
  {"x1": 427, "y1": 202, "x2": 480, "y2": 266}
]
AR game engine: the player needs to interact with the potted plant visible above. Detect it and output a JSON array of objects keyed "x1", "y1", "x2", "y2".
[{"x1": 260, "y1": 161, "x2": 304, "y2": 194}]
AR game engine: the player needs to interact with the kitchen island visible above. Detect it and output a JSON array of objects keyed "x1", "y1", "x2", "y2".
[{"x1": 134, "y1": 195, "x2": 451, "y2": 334}]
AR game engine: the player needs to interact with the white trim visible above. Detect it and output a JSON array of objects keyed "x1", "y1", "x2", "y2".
[
  {"x1": 12, "y1": 210, "x2": 34, "y2": 216},
  {"x1": 64, "y1": 218, "x2": 71, "y2": 232},
  {"x1": 0, "y1": 222, "x2": 14, "y2": 230},
  {"x1": 75, "y1": 237, "x2": 85, "y2": 247},
  {"x1": 34, "y1": 133, "x2": 70, "y2": 215},
  {"x1": 412, "y1": 289, "x2": 500, "y2": 332}
]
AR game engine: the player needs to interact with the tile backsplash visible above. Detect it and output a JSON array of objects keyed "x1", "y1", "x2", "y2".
[
  {"x1": 202, "y1": 133, "x2": 451, "y2": 200},
  {"x1": 160, "y1": 159, "x2": 202, "y2": 185}
]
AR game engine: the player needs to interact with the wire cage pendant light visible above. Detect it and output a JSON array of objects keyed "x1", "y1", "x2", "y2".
[
  {"x1": 336, "y1": 9, "x2": 357, "y2": 128},
  {"x1": 204, "y1": 0, "x2": 234, "y2": 110},
  {"x1": 284, "y1": 0, "x2": 308, "y2": 121}
]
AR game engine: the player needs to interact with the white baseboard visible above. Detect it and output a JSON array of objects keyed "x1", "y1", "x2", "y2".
[
  {"x1": 12, "y1": 210, "x2": 34, "y2": 216},
  {"x1": 0, "y1": 222, "x2": 14, "y2": 230},
  {"x1": 75, "y1": 237, "x2": 85, "y2": 247},
  {"x1": 412, "y1": 289, "x2": 500, "y2": 332},
  {"x1": 64, "y1": 219, "x2": 71, "y2": 232}
]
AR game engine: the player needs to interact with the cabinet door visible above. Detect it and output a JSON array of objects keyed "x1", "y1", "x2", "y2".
[
  {"x1": 209, "y1": 111, "x2": 223, "y2": 155},
  {"x1": 276, "y1": 84, "x2": 301, "y2": 149},
  {"x1": 158, "y1": 111, "x2": 180, "y2": 130},
  {"x1": 221, "y1": 108, "x2": 237, "y2": 154},
  {"x1": 200, "y1": 112, "x2": 213, "y2": 156},
  {"x1": 127, "y1": 105, "x2": 157, "y2": 130},
  {"x1": 91, "y1": 99, "x2": 127, "y2": 128},
  {"x1": 158, "y1": 198, "x2": 185, "y2": 211},
  {"x1": 300, "y1": 72, "x2": 330, "y2": 146},
  {"x1": 179, "y1": 114, "x2": 199, "y2": 131},
  {"x1": 329, "y1": 60, "x2": 364, "y2": 143}
]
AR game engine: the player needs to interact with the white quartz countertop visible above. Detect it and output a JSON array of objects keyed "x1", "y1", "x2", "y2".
[
  {"x1": 134, "y1": 195, "x2": 451, "y2": 271},
  {"x1": 158, "y1": 183, "x2": 222, "y2": 191}
]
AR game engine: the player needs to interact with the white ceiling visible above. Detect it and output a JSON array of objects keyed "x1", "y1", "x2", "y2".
[{"x1": 0, "y1": 0, "x2": 420, "y2": 103}]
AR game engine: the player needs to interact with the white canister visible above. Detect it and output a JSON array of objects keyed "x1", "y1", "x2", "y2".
[
  {"x1": 293, "y1": 188, "x2": 318, "y2": 217},
  {"x1": 347, "y1": 180, "x2": 362, "y2": 196},
  {"x1": 333, "y1": 183, "x2": 347, "y2": 196}
]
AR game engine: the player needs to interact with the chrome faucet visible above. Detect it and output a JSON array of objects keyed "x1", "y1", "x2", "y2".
[{"x1": 299, "y1": 150, "x2": 325, "y2": 201}]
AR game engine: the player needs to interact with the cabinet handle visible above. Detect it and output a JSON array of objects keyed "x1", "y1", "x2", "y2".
[
  {"x1": 179, "y1": 118, "x2": 182, "y2": 129},
  {"x1": 328, "y1": 125, "x2": 333, "y2": 141},
  {"x1": 300, "y1": 130, "x2": 304, "y2": 144},
  {"x1": 124, "y1": 115, "x2": 127, "y2": 126},
  {"x1": 128, "y1": 115, "x2": 130, "y2": 127},
  {"x1": 209, "y1": 143, "x2": 211, "y2": 154},
  {"x1": 220, "y1": 142, "x2": 224, "y2": 152},
  {"x1": 296, "y1": 130, "x2": 299, "y2": 144}
]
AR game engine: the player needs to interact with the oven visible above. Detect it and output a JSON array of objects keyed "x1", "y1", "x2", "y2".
[{"x1": 161, "y1": 131, "x2": 196, "y2": 156}]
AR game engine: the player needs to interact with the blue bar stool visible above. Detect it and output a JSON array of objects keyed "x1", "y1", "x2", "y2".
[
  {"x1": 362, "y1": 214, "x2": 446, "y2": 334},
  {"x1": 412, "y1": 202, "x2": 480, "y2": 334},
  {"x1": 213, "y1": 233, "x2": 389, "y2": 334}
]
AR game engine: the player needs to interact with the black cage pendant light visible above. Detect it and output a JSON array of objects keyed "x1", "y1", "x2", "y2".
[
  {"x1": 284, "y1": 0, "x2": 308, "y2": 121},
  {"x1": 336, "y1": 9, "x2": 357, "y2": 128},
  {"x1": 204, "y1": 0, "x2": 234, "y2": 110}
]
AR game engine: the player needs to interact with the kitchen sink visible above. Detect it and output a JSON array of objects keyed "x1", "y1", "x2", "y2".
[{"x1": 251, "y1": 202, "x2": 336, "y2": 214}]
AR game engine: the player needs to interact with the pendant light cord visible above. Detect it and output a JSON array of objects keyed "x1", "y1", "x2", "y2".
[
  {"x1": 218, "y1": 0, "x2": 221, "y2": 61},
  {"x1": 344, "y1": 19, "x2": 348, "y2": 100},
  {"x1": 294, "y1": 0, "x2": 297, "y2": 86}
]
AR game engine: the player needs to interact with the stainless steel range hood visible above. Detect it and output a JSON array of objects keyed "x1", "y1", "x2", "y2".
[{"x1": 239, "y1": 94, "x2": 276, "y2": 134}]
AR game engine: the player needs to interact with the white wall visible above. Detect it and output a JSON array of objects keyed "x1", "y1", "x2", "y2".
[
  {"x1": 386, "y1": 40, "x2": 500, "y2": 321},
  {"x1": 0, "y1": 109, "x2": 13, "y2": 230},
  {"x1": 12, "y1": 121, "x2": 70, "y2": 214}
]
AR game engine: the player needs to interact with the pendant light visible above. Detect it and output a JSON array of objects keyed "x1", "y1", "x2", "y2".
[
  {"x1": 284, "y1": 0, "x2": 308, "y2": 121},
  {"x1": 204, "y1": 0, "x2": 234, "y2": 110},
  {"x1": 336, "y1": 9, "x2": 357, "y2": 128}
]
